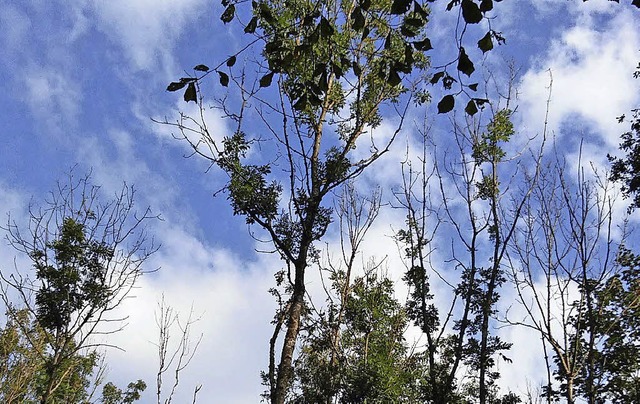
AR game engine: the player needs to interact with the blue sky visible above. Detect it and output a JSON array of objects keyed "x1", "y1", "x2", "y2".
[{"x1": 1, "y1": 0, "x2": 639, "y2": 402}]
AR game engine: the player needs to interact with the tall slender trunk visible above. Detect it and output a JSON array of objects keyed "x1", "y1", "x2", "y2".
[{"x1": 272, "y1": 262, "x2": 306, "y2": 404}]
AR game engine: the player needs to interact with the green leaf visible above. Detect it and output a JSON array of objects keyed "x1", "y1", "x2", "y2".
[
  {"x1": 478, "y1": 31, "x2": 493, "y2": 53},
  {"x1": 220, "y1": 4, "x2": 235, "y2": 24},
  {"x1": 260, "y1": 72, "x2": 275, "y2": 87},
  {"x1": 184, "y1": 82, "x2": 197, "y2": 103},
  {"x1": 413, "y1": 38, "x2": 432, "y2": 51},
  {"x1": 457, "y1": 47, "x2": 475, "y2": 76},
  {"x1": 391, "y1": 0, "x2": 411, "y2": 14},
  {"x1": 167, "y1": 81, "x2": 188, "y2": 92},
  {"x1": 194, "y1": 64, "x2": 209, "y2": 72},
  {"x1": 226, "y1": 56, "x2": 236, "y2": 67},
  {"x1": 461, "y1": 0, "x2": 483, "y2": 24},
  {"x1": 437, "y1": 95, "x2": 455, "y2": 113},
  {"x1": 479, "y1": 0, "x2": 493, "y2": 12},
  {"x1": 465, "y1": 99, "x2": 478, "y2": 115},
  {"x1": 244, "y1": 17, "x2": 258, "y2": 33},
  {"x1": 218, "y1": 71, "x2": 229, "y2": 87}
]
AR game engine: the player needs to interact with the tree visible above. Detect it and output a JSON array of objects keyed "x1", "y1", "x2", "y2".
[
  {"x1": 164, "y1": 1, "x2": 639, "y2": 402},
  {"x1": 0, "y1": 171, "x2": 156, "y2": 403},
  {"x1": 609, "y1": 106, "x2": 640, "y2": 212},
  {"x1": 154, "y1": 296, "x2": 202, "y2": 404},
  {"x1": 289, "y1": 184, "x2": 424, "y2": 403},
  {"x1": 163, "y1": 0, "x2": 432, "y2": 402},
  {"x1": 507, "y1": 150, "x2": 640, "y2": 404},
  {"x1": 394, "y1": 71, "x2": 544, "y2": 402}
]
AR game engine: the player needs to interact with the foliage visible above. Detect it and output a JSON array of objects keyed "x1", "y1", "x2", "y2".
[
  {"x1": 609, "y1": 107, "x2": 640, "y2": 212},
  {"x1": 0, "y1": 172, "x2": 155, "y2": 403},
  {"x1": 101, "y1": 380, "x2": 147, "y2": 404},
  {"x1": 293, "y1": 270, "x2": 422, "y2": 403}
]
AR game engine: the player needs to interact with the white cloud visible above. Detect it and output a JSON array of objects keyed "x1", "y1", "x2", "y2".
[
  {"x1": 88, "y1": 0, "x2": 208, "y2": 71},
  {"x1": 23, "y1": 68, "x2": 80, "y2": 132},
  {"x1": 518, "y1": 9, "x2": 640, "y2": 150},
  {"x1": 102, "y1": 223, "x2": 280, "y2": 402}
]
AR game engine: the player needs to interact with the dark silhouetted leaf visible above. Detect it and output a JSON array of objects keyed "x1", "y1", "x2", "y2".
[
  {"x1": 259, "y1": 3, "x2": 275, "y2": 23},
  {"x1": 221, "y1": 4, "x2": 235, "y2": 23},
  {"x1": 457, "y1": 47, "x2": 475, "y2": 76},
  {"x1": 361, "y1": 26, "x2": 370, "y2": 40},
  {"x1": 479, "y1": 0, "x2": 493, "y2": 12},
  {"x1": 404, "y1": 44, "x2": 414, "y2": 65},
  {"x1": 351, "y1": 7, "x2": 365, "y2": 31},
  {"x1": 226, "y1": 56, "x2": 236, "y2": 67},
  {"x1": 443, "y1": 74, "x2": 456, "y2": 89},
  {"x1": 469, "y1": 83, "x2": 478, "y2": 91},
  {"x1": 478, "y1": 31, "x2": 493, "y2": 53},
  {"x1": 388, "y1": 69, "x2": 402, "y2": 86},
  {"x1": 404, "y1": 18, "x2": 424, "y2": 28},
  {"x1": 353, "y1": 62, "x2": 362, "y2": 77},
  {"x1": 361, "y1": 0, "x2": 371, "y2": 11},
  {"x1": 194, "y1": 64, "x2": 209, "y2": 72},
  {"x1": 318, "y1": 71, "x2": 329, "y2": 92},
  {"x1": 260, "y1": 72, "x2": 275, "y2": 88},
  {"x1": 430, "y1": 71, "x2": 445, "y2": 84},
  {"x1": 331, "y1": 62, "x2": 343, "y2": 79},
  {"x1": 218, "y1": 71, "x2": 229, "y2": 87},
  {"x1": 465, "y1": 99, "x2": 478, "y2": 115},
  {"x1": 385, "y1": 32, "x2": 392, "y2": 49},
  {"x1": 461, "y1": 0, "x2": 483, "y2": 24},
  {"x1": 167, "y1": 81, "x2": 188, "y2": 92},
  {"x1": 633, "y1": 0, "x2": 640, "y2": 7},
  {"x1": 308, "y1": 92, "x2": 322, "y2": 106},
  {"x1": 319, "y1": 17, "x2": 334, "y2": 37},
  {"x1": 413, "y1": 38, "x2": 432, "y2": 51},
  {"x1": 184, "y1": 82, "x2": 197, "y2": 102},
  {"x1": 391, "y1": 0, "x2": 411, "y2": 14},
  {"x1": 475, "y1": 98, "x2": 489, "y2": 106},
  {"x1": 414, "y1": 1, "x2": 428, "y2": 19},
  {"x1": 401, "y1": 24, "x2": 418, "y2": 37},
  {"x1": 245, "y1": 17, "x2": 258, "y2": 33},
  {"x1": 437, "y1": 95, "x2": 455, "y2": 113},
  {"x1": 293, "y1": 94, "x2": 307, "y2": 110}
]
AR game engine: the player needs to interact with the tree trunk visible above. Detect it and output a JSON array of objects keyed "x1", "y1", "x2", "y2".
[{"x1": 272, "y1": 266, "x2": 305, "y2": 404}]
